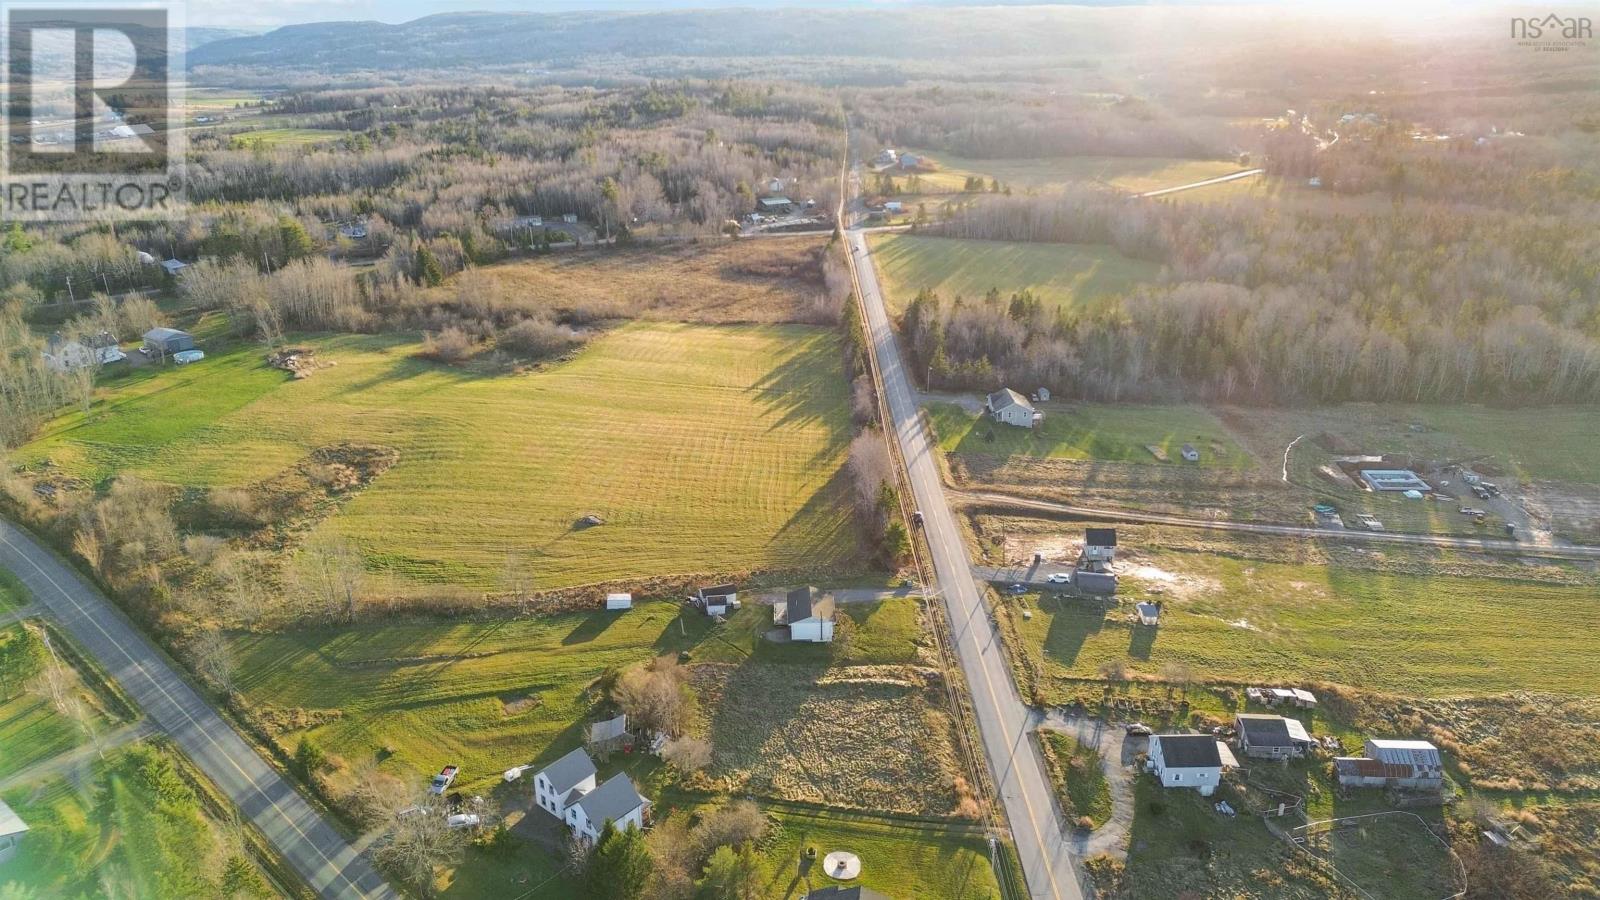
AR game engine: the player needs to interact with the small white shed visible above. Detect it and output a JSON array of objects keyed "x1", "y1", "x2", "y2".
[
  {"x1": 605, "y1": 593, "x2": 632, "y2": 611},
  {"x1": 0, "y1": 799, "x2": 28, "y2": 865}
]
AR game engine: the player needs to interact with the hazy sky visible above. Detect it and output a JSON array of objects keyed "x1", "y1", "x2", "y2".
[{"x1": 185, "y1": 0, "x2": 1504, "y2": 32}]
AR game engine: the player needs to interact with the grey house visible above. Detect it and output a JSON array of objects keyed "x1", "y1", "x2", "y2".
[
  {"x1": 985, "y1": 388, "x2": 1040, "y2": 428},
  {"x1": 1234, "y1": 714, "x2": 1313, "y2": 760}
]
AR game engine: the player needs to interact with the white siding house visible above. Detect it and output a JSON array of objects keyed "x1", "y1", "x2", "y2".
[
  {"x1": 1148, "y1": 734, "x2": 1230, "y2": 796},
  {"x1": 776, "y1": 588, "x2": 835, "y2": 643},
  {"x1": 42, "y1": 332, "x2": 124, "y2": 372},
  {"x1": 533, "y1": 747, "x2": 597, "y2": 819},
  {"x1": 696, "y1": 584, "x2": 737, "y2": 616},
  {"x1": 985, "y1": 389, "x2": 1040, "y2": 428},
  {"x1": 566, "y1": 773, "x2": 649, "y2": 843}
]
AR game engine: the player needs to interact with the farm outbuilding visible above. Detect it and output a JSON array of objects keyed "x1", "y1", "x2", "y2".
[
  {"x1": 605, "y1": 592, "x2": 632, "y2": 610},
  {"x1": 1180, "y1": 443, "x2": 1200, "y2": 462},
  {"x1": 1336, "y1": 739, "x2": 1443, "y2": 790},
  {"x1": 695, "y1": 584, "x2": 737, "y2": 616},
  {"x1": 1234, "y1": 714, "x2": 1314, "y2": 759},
  {"x1": 142, "y1": 327, "x2": 196, "y2": 356}
]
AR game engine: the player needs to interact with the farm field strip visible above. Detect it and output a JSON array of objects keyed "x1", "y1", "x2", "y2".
[{"x1": 21, "y1": 322, "x2": 863, "y2": 591}]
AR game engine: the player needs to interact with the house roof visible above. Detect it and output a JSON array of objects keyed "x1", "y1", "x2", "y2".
[
  {"x1": 701, "y1": 584, "x2": 736, "y2": 598},
  {"x1": 144, "y1": 327, "x2": 190, "y2": 342},
  {"x1": 785, "y1": 587, "x2": 813, "y2": 622},
  {"x1": 1085, "y1": 527, "x2": 1117, "y2": 548},
  {"x1": 1155, "y1": 734, "x2": 1222, "y2": 768},
  {"x1": 1284, "y1": 718, "x2": 1312, "y2": 744},
  {"x1": 1235, "y1": 714, "x2": 1294, "y2": 747},
  {"x1": 987, "y1": 388, "x2": 1033, "y2": 412},
  {"x1": 1073, "y1": 571, "x2": 1118, "y2": 595},
  {"x1": 160, "y1": 258, "x2": 187, "y2": 272},
  {"x1": 1335, "y1": 757, "x2": 1414, "y2": 779},
  {"x1": 574, "y1": 773, "x2": 648, "y2": 826},
  {"x1": 0, "y1": 798, "x2": 27, "y2": 838},
  {"x1": 758, "y1": 196, "x2": 793, "y2": 207},
  {"x1": 1367, "y1": 739, "x2": 1442, "y2": 768},
  {"x1": 537, "y1": 747, "x2": 597, "y2": 795}
]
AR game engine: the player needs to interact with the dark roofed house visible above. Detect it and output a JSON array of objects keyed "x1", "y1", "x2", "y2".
[
  {"x1": 774, "y1": 587, "x2": 835, "y2": 643},
  {"x1": 1148, "y1": 734, "x2": 1231, "y2": 796},
  {"x1": 1234, "y1": 713, "x2": 1311, "y2": 759},
  {"x1": 1082, "y1": 527, "x2": 1117, "y2": 566}
]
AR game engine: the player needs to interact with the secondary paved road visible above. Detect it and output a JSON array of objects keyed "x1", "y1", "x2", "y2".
[
  {"x1": 956, "y1": 489, "x2": 1600, "y2": 561},
  {"x1": 847, "y1": 229, "x2": 1083, "y2": 900},
  {"x1": 0, "y1": 519, "x2": 395, "y2": 900}
]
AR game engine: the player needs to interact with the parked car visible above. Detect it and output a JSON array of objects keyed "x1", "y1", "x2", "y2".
[
  {"x1": 1046, "y1": 573, "x2": 1071, "y2": 584},
  {"x1": 1008, "y1": 584, "x2": 1026, "y2": 595},
  {"x1": 446, "y1": 813, "x2": 481, "y2": 830},
  {"x1": 173, "y1": 349, "x2": 205, "y2": 365},
  {"x1": 430, "y1": 764, "x2": 459, "y2": 795},
  {"x1": 911, "y1": 510, "x2": 924, "y2": 526}
]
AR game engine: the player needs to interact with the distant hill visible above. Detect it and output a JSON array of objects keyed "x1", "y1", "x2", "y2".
[{"x1": 185, "y1": 7, "x2": 1153, "y2": 71}]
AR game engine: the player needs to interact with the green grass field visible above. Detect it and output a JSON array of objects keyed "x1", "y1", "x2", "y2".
[
  {"x1": 927, "y1": 402, "x2": 1250, "y2": 469},
  {"x1": 0, "y1": 623, "x2": 116, "y2": 781},
  {"x1": 21, "y1": 323, "x2": 862, "y2": 592},
  {"x1": 0, "y1": 569, "x2": 26, "y2": 611},
  {"x1": 186, "y1": 88, "x2": 268, "y2": 112},
  {"x1": 1016, "y1": 550, "x2": 1600, "y2": 698},
  {"x1": 758, "y1": 805, "x2": 1000, "y2": 899},
  {"x1": 231, "y1": 127, "x2": 346, "y2": 147},
  {"x1": 901, "y1": 150, "x2": 1244, "y2": 194},
  {"x1": 869, "y1": 234, "x2": 1158, "y2": 315},
  {"x1": 1037, "y1": 730, "x2": 1112, "y2": 829},
  {"x1": 1, "y1": 742, "x2": 269, "y2": 898}
]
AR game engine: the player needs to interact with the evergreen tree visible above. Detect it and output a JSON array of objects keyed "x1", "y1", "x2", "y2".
[
  {"x1": 278, "y1": 217, "x2": 315, "y2": 262},
  {"x1": 414, "y1": 244, "x2": 444, "y2": 287},
  {"x1": 584, "y1": 821, "x2": 651, "y2": 900},
  {"x1": 697, "y1": 844, "x2": 761, "y2": 900}
]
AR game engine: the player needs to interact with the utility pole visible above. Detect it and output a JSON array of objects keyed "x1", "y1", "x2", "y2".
[{"x1": 65, "y1": 275, "x2": 75, "y2": 305}]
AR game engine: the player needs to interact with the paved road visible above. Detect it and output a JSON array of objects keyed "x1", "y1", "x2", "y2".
[
  {"x1": 956, "y1": 490, "x2": 1600, "y2": 561},
  {"x1": 847, "y1": 229, "x2": 1082, "y2": 900},
  {"x1": 0, "y1": 519, "x2": 395, "y2": 900},
  {"x1": 1137, "y1": 167, "x2": 1264, "y2": 198}
]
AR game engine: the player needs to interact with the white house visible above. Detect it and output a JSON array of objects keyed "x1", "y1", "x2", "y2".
[
  {"x1": 0, "y1": 799, "x2": 27, "y2": 865},
  {"x1": 1147, "y1": 734, "x2": 1233, "y2": 796},
  {"x1": 696, "y1": 584, "x2": 737, "y2": 616},
  {"x1": 985, "y1": 389, "x2": 1040, "y2": 429},
  {"x1": 533, "y1": 747, "x2": 597, "y2": 819},
  {"x1": 764, "y1": 177, "x2": 786, "y2": 193},
  {"x1": 775, "y1": 587, "x2": 834, "y2": 643},
  {"x1": 605, "y1": 592, "x2": 632, "y2": 611},
  {"x1": 565, "y1": 773, "x2": 650, "y2": 843},
  {"x1": 42, "y1": 331, "x2": 124, "y2": 372},
  {"x1": 1081, "y1": 528, "x2": 1117, "y2": 566}
]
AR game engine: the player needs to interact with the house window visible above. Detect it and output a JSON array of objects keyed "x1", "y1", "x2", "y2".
[{"x1": 1173, "y1": 773, "x2": 1182, "y2": 782}]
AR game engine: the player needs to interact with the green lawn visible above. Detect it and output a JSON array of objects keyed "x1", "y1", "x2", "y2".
[
  {"x1": 0, "y1": 569, "x2": 26, "y2": 611},
  {"x1": 759, "y1": 806, "x2": 1000, "y2": 899},
  {"x1": 1, "y1": 742, "x2": 269, "y2": 898},
  {"x1": 0, "y1": 623, "x2": 115, "y2": 781},
  {"x1": 899, "y1": 150, "x2": 1245, "y2": 195},
  {"x1": 870, "y1": 234, "x2": 1157, "y2": 315},
  {"x1": 1037, "y1": 730, "x2": 1113, "y2": 829},
  {"x1": 1016, "y1": 551, "x2": 1600, "y2": 698},
  {"x1": 227, "y1": 601, "x2": 709, "y2": 797},
  {"x1": 927, "y1": 402, "x2": 1250, "y2": 469},
  {"x1": 21, "y1": 323, "x2": 863, "y2": 592}
]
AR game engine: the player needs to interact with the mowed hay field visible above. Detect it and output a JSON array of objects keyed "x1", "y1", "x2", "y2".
[
  {"x1": 902, "y1": 150, "x2": 1245, "y2": 194},
  {"x1": 21, "y1": 321, "x2": 862, "y2": 591},
  {"x1": 1015, "y1": 548, "x2": 1600, "y2": 699},
  {"x1": 869, "y1": 233, "x2": 1157, "y2": 315}
]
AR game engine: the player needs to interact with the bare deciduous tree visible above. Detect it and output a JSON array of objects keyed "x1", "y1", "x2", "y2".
[
  {"x1": 295, "y1": 534, "x2": 365, "y2": 622},
  {"x1": 660, "y1": 735, "x2": 713, "y2": 774}
]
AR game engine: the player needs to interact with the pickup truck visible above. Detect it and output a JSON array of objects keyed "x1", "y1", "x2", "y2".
[{"x1": 430, "y1": 764, "x2": 459, "y2": 795}]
